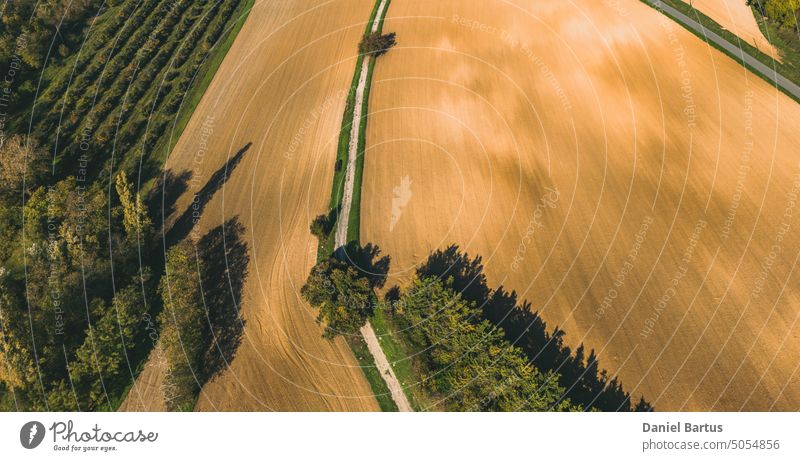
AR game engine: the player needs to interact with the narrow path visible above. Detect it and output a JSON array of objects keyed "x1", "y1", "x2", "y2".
[
  {"x1": 360, "y1": 322, "x2": 412, "y2": 411},
  {"x1": 645, "y1": 0, "x2": 800, "y2": 99},
  {"x1": 333, "y1": 0, "x2": 413, "y2": 412}
]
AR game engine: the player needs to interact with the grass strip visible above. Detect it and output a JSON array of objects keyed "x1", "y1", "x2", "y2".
[{"x1": 329, "y1": 0, "x2": 391, "y2": 227}]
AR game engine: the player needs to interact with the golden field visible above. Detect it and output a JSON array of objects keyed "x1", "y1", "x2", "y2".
[
  {"x1": 680, "y1": 0, "x2": 779, "y2": 60},
  {"x1": 361, "y1": 0, "x2": 800, "y2": 410},
  {"x1": 122, "y1": 0, "x2": 379, "y2": 411}
]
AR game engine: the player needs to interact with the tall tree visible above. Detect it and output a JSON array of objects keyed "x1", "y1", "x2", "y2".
[
  {"x1": 115, "y1": 172, "x2": 153, "y2": 242},
  {"x1": 70, "y1": 272, "x2": 150, "y2": 409},
  {"x1": 301, "y1": 258, "x2": 374, "y2": 339}
]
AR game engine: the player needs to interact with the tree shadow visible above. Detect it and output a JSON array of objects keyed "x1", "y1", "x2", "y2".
[
  {"x1": 149, "y1": 169, "x2": 192, "y2": 226},
  {"x1": 340, "y1": 241, "x2": 391, "y2": 289},
  {"x1": 415, "y1": 244, "x2": 653, "y2": 412},
  {"x1": 197, "y1": 217, "x2": 249, "y2": 383},
  {"x1": 166, "y1": 142, "x2": 251, "y2": 246}
]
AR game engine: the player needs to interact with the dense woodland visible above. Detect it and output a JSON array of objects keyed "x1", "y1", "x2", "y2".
[{"x1": 0, "y1": 0, "x2": 248, "y2": 410}]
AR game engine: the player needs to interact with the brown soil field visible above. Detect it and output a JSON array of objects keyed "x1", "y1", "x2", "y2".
[
  {"x1": 122, "y1": 0, "x2": 379, "y2": 411},
  {"x1": 680, "y1": 0, "x2": 779, "y2": 60},
  {"x1": 361, "y1": 0, "x2": 800, "y2": 411}
]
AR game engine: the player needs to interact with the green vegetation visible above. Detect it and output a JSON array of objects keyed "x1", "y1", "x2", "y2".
[
  {"x1": 644, "y1": 0, "x2": 800, "y2": 103},
  {"x1": 369, "y1": 308, "x2": 432, "y2": 410},
  {"x1": 307, "y1": 0, "x2": 644, "y2": 413},
  {"x1": 748, "y1": 0, "x2": 800, "y2": 29},
  {"x1": 384, "y1": 277, "x2": 577, "y2": 411},
  {"x1": 0, "y1": 0, "x2": 251, "y2": 410},
  {"x1": 359, "y1": 32, "x2": 397, "y2": 57},
  {"x1": 0, "y1": 1, "x2": 105, "y2": 82},
  {"x1": 0, "y1": 167, "x2": 156, "y2": 411},
  {"x1": 347, "y1": 56, "x2": 377, "y2": 244},
  {"x1": 150, "y1": 0, "x2": 256, "y2": 178},
  {"x1": 2, "y1": 0, "x2": 252, "y2": 185},
  {"x1": 301, "y1": 258, "x2": 375, "y2": 339},
  {"x1": 309, "y1": 0, "x2": 399, "y2": 412},
  {"x1": 411, "y1": 246, "x2": 653, "y2": 411},
  {"x1": 157, "y1": 242, "x2": 205, "y2": 411}
]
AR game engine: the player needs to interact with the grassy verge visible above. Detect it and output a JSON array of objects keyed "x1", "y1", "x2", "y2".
[
  {"x1": 641, "y1": 0, "x2": 800, "y2": 104},
  {"x1": 144, "y1": 0, "x2": 256, "y2": 192},
  {"x1": 328, "y1": 1, "x2": 381, "y2": 211},
  {"x1": 347, "y1": 56, "x2": 376, "y2": 243},
  {"x1": 345, "y1": 334, "x2": 399, "y2": 412}
]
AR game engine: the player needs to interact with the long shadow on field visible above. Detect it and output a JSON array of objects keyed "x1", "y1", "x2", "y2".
[
  {"x1": 197, "y1": 217, "x2": 249, "y2": 383},
  {"x1": 414, "y1": 244, "x2": 653, "y2": 412},
  {"x1": 165, "y1": 142, "x2": 252, "y2": 247}
]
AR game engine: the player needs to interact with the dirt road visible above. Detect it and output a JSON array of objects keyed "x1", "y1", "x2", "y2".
[{"x1": 333, "y1": 0, "x2": 413, "y2": 412}]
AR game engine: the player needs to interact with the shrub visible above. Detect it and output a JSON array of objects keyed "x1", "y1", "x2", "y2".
[{"x1": 358, "y1": 32, "x2": 397, "y2": 57}]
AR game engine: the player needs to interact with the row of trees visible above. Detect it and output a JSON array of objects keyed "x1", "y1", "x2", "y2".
[
  {"x1": 415, "y1": 246, "x2": 652, "y2": 411},
  {"x1": 0, "y1": 136, "x2": 247, "y2": 411},
  {"x1": 157, "y1": 219, "x2": 249, "y2": 411},
  {"x1": 301, "y1": 235, "x2": 651, "y2": 411},
  {"x1": 3, "y1": 0, "x2": 245, "y2": 184},
  {"x1": 158, "y1": 242, "x2": 205, "y2": 411}
]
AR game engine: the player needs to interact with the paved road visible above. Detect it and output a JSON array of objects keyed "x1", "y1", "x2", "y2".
[
  {"x1": 646, "y1": 0, "x2": 800, "y2": 99},
  {"x1": 334, "y1": 0, "x2": 413, "y2": 412}
]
